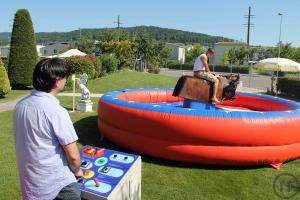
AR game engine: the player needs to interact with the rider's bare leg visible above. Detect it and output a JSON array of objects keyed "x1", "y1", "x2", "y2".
[{"x1": 211, "y1": 78, "x2": 220, "y2": 104}]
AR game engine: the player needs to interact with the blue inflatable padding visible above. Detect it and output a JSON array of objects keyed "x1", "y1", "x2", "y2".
[{"x1": 100, "y1": 88, "x2": 300, "y2": 119}]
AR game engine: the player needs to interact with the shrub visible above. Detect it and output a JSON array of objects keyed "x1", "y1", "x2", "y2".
[
  {"x1": 8, "y1": 9, "x2": 38, "y2": 88},
  {"x1": 3, "y1": 58, "x2": 8, "y2": 71},
  {"x1": 100, "y1": 54, "x2": 119, "y2": 73},
  {"x1": 277, "y1": 77, "x2": 300, "y2": 97},
  {"x1": 168, "y1": 63, "x2": 193, "y2": 70},
  {"x1": 85, "y1": 55, "x2": 102, "y2": 78},
  {"x1": 167, "y1": 59, "x2": 179, "y2": 67},
  {"x1": 0, "y1": 58, "x2": 11, "y2": 97},
  {"x1": 211, "y1": 65, "x2": 249, "y2": 74},
  {"x1": 65, "y1": 56, "x2": 95, "y2": 79},
  {"x1": 148, "y1": 67, "x2": 160, "y2": 74},
  {"x1": 166, "y1": 63, "x2": 249, "y2": 74}
]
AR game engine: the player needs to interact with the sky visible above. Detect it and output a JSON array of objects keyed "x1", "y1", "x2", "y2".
[{"x1": 1, "y1": 0, "x2": 300, "y2": 47}]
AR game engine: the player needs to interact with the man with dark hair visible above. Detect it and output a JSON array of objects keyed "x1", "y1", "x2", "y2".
[
  {"x1": 193, "y1": 48, "x2": 220, "y2": 104},
  {"x1": 14, "y1": 58, "x2": 83, "y2": 200}
]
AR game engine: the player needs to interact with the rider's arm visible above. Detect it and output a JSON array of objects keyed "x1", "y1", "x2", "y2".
[{"x1": 200, "y1": 55, "x2": 211, "y2": 73}]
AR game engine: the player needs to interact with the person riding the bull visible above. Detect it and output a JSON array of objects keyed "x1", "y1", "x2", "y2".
[{"x1": 193, "y1": 48, "x2": 220, "y2": 104}]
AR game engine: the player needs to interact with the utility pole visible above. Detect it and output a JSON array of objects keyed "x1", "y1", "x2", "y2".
[
  {"x1": 244, "y1": 6, "x2": 254, "y2": 88},
  {"x1": 114, "y1": 15, "x2": 123, "y2": 40},
  {"x1": 278, "y1": 13, "x2": 283, "y2": 58},
  {"x1": 244, "y1": 6, "x2": 254, "y2": 48}
]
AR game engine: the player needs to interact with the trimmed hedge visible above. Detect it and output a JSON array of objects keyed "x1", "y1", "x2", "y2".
[
  {"x1": 8, "y1": 9, "x2": 38, "y2": 88},
  {"x1": 168, "y1": 64, "x2": 193, "y2": 70},
  {"x1": 148, "y1": 67, "x2": 160, "y2": 74},
  {"x1": 212, "y1": 65, "x2": 249, "y2": 74},
  {"x1": 277, "y1": 77, "x2": 300, "y2": 97},
  {"x1": 0, "y1": 58, "x2": 11, "y2": 97},
  {"x1": 167, "y1": 63, "x2": 249, "y2": 74}
]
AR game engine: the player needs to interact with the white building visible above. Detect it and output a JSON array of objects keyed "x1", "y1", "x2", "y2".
[
  {"x1": 166, "y1": 43, "x2": 186, "y2": 64},
  {"x1": 1, "y1": 44, "x2": 46, "y2": 58},
  {"x1": 213, "y1": 42, "x2": 247, "y2": 65},
  {"x1": 0, "y1": 46, "x2": 9, "y2": 58},
  {"x1": 36, "y1": 45, "x2": 45, "y2": 57},
  {"x1": 39, "y1": 42, "x2": 69, "y2": 57}
]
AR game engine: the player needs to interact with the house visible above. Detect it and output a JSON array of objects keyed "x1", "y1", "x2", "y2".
[
  {"x1": 1, "y1": 44, "x2": 46, "y2": 58},
  {"x1": 39, "y1": 42, "x2": 70, "y2": 57},
  {"x1": 165, "y1": 43, "x2": 186, "y2": 64},
  {"x1": 36, "y1": 45, "x2": 45, "y2": 57},
  {"x1": 0, "y1": 46, "x2": 10, "y2": 58},
  {"x1": 213, "y1": 42, "x2": 247, "y2": 65}
]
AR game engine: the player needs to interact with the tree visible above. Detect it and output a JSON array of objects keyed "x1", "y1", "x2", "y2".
[
  {"x1": 99, "y1": 40, "x2": 136, "y2": 69},
  {"x1": 228, "y1": 48, "x2": 238, "y2": 65},
  {"x1": 8, "y1": 9, "x2": 38, "y2": 88},
  {"x1": 0, "y1": 58, "x2": 11, "y2": 97},
  {"x1": 135, "y1": 34, "x2": 153, "y2": 70},
  {"x1": 76, "y1": 36, "x2": 95, "y2": 54},
  {"x1": 221, "y1": 50, "x2": 229, "y2": 65},
  {"x1": 235, "y1": 47, "x2": 248, "y2": 65},
  {"x1": 160, "y1": 47, "x2": 172, "y2": 67},
  {"x1": 186, "y1": 44, "x2": 203, "y2": 64},
  {"x1": 278, "y1": 43, "x2": 294, "y2": 58},
  {"x1": 291, "y1": 48, "x2": 300, "y2": 63},
  {"x1": 100, "y1": 54, "x2": 119, "y2": 73}
]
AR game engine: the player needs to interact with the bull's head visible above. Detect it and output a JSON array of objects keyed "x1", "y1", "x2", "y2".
[{"x1": 222, "y1": 74, "x2": 240, "y2": 101}]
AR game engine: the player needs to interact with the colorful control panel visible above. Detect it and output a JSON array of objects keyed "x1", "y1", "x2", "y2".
[{"x1": 78, "y1": 145, "x2": 140, "y2": 198}]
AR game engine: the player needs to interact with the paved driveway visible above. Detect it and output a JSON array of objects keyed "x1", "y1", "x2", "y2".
[{"x1": 160, "y1": 69, "x2": 272, "y2": 91}]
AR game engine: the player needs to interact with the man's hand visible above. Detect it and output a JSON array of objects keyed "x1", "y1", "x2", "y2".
[
  {"x1": 62, "y1": 142, "x2": 82, "y2": 176},
  {"x1": 75, "y1": 169, "x2": 84, "y2": 182}
]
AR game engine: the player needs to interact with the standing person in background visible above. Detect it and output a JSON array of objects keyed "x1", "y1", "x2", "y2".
[
  {"x1": 193, "y1": 48, "x2": 220, "y2": 104},
  {"x1": 14, "y1": 58, "x2": 83, "y2": 200}
]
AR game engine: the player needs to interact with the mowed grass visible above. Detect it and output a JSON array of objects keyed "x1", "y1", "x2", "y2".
[
  {"x1": 2, "y1": 71, "x2": 300, "y2": 200},
  {"x1": 0, "y1": 90, "x2": 30, "y2": 103},
  {"x1": 80, "y1": 70, "x2": 178, "y2": 94}
]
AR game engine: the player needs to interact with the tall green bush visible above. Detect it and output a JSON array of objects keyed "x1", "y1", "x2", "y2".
[
  {"x1": 86, "y1": 55, "x2": 102, "y2": 78},
  {"x1": 101, "y1": 54, "x2": 119, "y2": 73},
  {"x1": 8, "y1": 9, "x2": 38, "y2": 88},
  {"x1": 65, "y1": 56, "x2": 95, "y2": 79},
  {"x1": 0, "y1": 58, "x2": 11, "y2": 97}
]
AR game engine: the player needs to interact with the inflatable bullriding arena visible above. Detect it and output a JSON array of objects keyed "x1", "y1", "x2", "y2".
[{"x1": 98, "y1": 88, "x2": 300, "y2": 168}]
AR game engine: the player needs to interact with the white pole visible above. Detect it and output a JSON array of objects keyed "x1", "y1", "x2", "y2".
[
  {"x1": 72, "y1": 74, "x2": 76, "y2": 112},
  {"x1": 276, "y1": 13, "x2": 283, "y2": 96}
]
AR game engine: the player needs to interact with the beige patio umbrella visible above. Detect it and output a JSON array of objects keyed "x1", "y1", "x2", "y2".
[
  {"x1": 254, "y1": 58, "x2": 300, "y2": 95},
  {"x1": 58, "y1": 49, "x2": 87, "y2": 58},
  {"x1": 254, "y1": 58, "x2": 300, "y2": 72}
]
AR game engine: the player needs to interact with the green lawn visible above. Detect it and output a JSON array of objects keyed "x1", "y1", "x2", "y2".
[
  {"x1": 67, "y1": 70, "x2": 178, "y2": 94},
  {"x1": 0, "y1": 90, "x2": 30, "y2": 103},
  {"x1": 1, "y1": 71, "x2": 300, "y2": 200}
]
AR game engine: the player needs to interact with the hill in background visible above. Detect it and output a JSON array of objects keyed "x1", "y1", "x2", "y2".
[{"x1": 0, "y1": 25, "x2": 234, "y2": 46}]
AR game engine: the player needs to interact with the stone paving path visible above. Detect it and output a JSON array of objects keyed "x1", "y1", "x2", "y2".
[{"x1": 0, "y1": 93, "x2": 103, "y2": 112}]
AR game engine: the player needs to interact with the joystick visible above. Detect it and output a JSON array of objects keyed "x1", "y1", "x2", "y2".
[
  {"x1": 93, "y1": 178, "x2": 100, "y2": 187},
  {"x1": 83, "y1": 169, "x2": 95, "y2": 179},
  {"x1": 94, "y1": 148, "x2": 104, "y2": 157},
  {"x1": 83, "y1": 147, "x2": 96, "y2": 156},
  {"x1": 84, "y1": 169, "x2": 92, "y2": 176}
]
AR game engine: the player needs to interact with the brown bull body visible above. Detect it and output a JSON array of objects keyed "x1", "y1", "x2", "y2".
[{"x1": 172, "y1": 75, "x2": 239, "y2": 103}]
